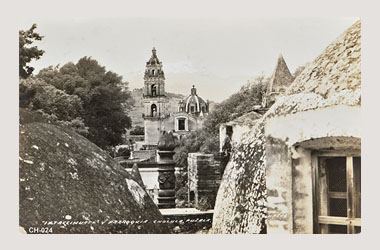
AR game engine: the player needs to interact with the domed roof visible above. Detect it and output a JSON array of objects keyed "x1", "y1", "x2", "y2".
[{"x1": 181, "y1": 85, "x2": 208, "y2": 114}]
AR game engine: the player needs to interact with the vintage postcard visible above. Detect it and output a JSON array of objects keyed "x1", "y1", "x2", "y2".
[{"x1": 16, "y1": 2, "x2": 363, "y2": 236}]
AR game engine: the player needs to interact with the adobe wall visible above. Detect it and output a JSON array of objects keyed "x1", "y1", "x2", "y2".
[
  {"x1": 291, "y1": 147, "x2": 313, "y2": 234},
  {"x1": 265, "y1": 105, "x2": 361, "y2": 146},
  {"x1": 264, "y1": 105, "x2": 360, "y2": 233},
  {"x1": 265, "y1": 136, "x2": 293, "y2": 233}
]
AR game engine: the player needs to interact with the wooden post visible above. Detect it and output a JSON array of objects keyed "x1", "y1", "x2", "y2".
[
  {"x1": 346, "y1": 156, "x2": 354, "y2": 234},
  {"x1": 318, "y1": 158, "x2": 329, "y2": 233}
]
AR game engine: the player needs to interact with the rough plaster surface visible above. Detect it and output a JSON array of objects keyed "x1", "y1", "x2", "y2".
[
  {"x1": 265, "y1": 136, "x2": 293, "y2": 233},
  {"x1": 213, "y1": 119, "x2": 266, "y2": 234},
  {"x1": 212, "y1": 21, "x2": 361, "y2": 234},
  {"x1": 291, "y1": 147, "x2": 313, "y2": 234},
  {"x1": 265, "y1": 105, "x2": 360, "y2": 146}
]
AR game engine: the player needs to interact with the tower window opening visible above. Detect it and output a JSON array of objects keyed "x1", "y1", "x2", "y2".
[
  {"x1": 151, "y1": 84, "x2": 157, "y2": 96},
  {"x1": 201, "y1": 106, "x2": 206, "y2": 113},
  {"x1": 151, "y1": 104, "x2": 157, "y2": 117}
]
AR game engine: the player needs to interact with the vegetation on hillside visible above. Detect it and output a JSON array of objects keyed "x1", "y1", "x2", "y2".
[
  {"x1": 174, "y1": 74, "x2": 268, "y2": 168},
  {"x1": 174, "y1": 75, "x2": 268, "y2": 208}
]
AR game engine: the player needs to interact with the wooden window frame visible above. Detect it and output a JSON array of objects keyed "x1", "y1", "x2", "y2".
[{"x1": 311, "y1": 150, "x2": 361, "y2": 234}]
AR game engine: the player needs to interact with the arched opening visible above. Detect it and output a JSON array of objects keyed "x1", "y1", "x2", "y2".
[
  {"x1": 201, "y1": 106, "x2": 206, "y2": 113},
  {"x1": 151, "y1": 84, "x2": 157, "y2": 96},
  {"x1": 190, "y1": 105, "x2": 195, "y2": 113},
  {"x1": 152, "y1": 69, "x2": 155, "y2": 75},
  {"x1": 151, "y1": 104, "x2": 157, "y2": 117},
  {"x1": 226, "y1": 125, "x2": 233, "y2": 137}
]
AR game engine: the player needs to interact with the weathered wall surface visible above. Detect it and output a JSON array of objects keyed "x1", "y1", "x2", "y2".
[
  {"x1": 19, "y1": 109, "x2": 169, "y2": 234},
  {"x1": 264, "y1": 106, "x2": 360, "y2": 233},
  {"x1": 212, "y1": 120, "x2": 266, "y2": 234},
  {"x1": 291, "y1": 147, "x2": 313, "y2": 234},
  {"x1": 188, "y1": 153, "x2": 221, "y2": 210},
  {"x1": 265, "y1": 105, "x2": 360, "y2": 147},
  {"x1": 213, "y1": 21, "x2": 361, "y2": 234},
  {"x1": 265, "y1": 136, "x2": 293, "y2": 233}
]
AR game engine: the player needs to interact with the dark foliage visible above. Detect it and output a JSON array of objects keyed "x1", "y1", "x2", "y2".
[
  {"x1": 19, "y1": 24, "x2": 45, "y2": 79},
  {"x1": 174, "y1": 75, "x2": 268, "y2": 169},
  {"x1": 23, "y1": 57, "x2": 134, "y2": 149},
  {"x1": 130, "y1": 126, "x2": 145, "y2": 135}
]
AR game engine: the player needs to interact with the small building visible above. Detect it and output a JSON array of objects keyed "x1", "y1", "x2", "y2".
[
  {"x1": 174, "y1": 85, "x2": 209, "y2": 137},
  {"x1": 213, "y1": 20, "x2": 361, "y2": 234}
]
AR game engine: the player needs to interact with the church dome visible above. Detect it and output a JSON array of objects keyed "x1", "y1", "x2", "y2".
[{"x1": 181, "y1": 85, "x2": 209, "y2": 115}]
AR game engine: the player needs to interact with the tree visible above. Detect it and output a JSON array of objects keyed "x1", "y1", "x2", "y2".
[
  {"x1": 36, "y1": 57, "x2": 134, "y2": 149},
  {"x1": 203, "y1": 75, "x2": 268, "y2": 135},
  {"x1": 174, "y1": 74, "x2": 268, "y2": 169},
  {"x1": 19, "y1": 24, "x2": 45, "y2": 79},
  {"x1": 19, "y1": 77, "x2": 89, "y2": 135}
]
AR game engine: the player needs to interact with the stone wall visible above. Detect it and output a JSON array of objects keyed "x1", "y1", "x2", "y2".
[
  {"x1": 212, "y1": 120, "x2": 267, "y2": 234},
  {"x1": 188, "y1": 153, "x2": 221, "y2": 210}
]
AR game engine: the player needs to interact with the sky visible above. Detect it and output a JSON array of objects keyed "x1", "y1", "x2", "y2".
[{"x1": 19, "y1": 17, "x2": 358, "y2": 102}]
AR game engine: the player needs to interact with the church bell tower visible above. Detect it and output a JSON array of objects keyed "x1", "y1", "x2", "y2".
[{"x1": 143, "y1": 48, "x2": 168, "y2": 146}]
